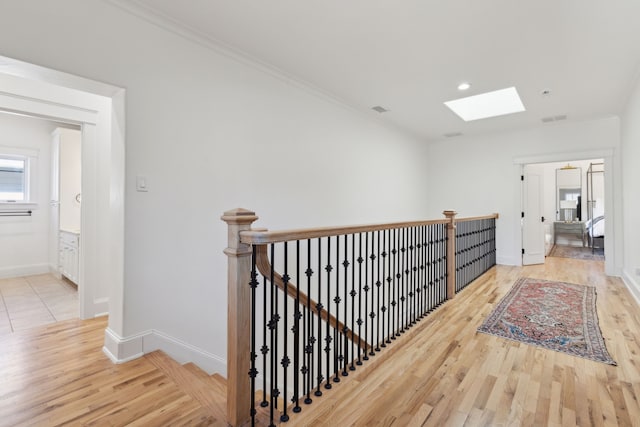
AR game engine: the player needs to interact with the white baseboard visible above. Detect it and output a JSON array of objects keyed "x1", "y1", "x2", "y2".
[
  {"x1": 49, "y1": 264, "x2": 62, "y2": 279},
  {"x1": 102, "y1": 327, "x2": 226, "y2": 376},
  {"x1": 93, "y1": 297, "x2": 109, "y2": 318},
  {"x1": 622, "y1": 269, "x2": 640, "y2": 307},
  {"x1": 0, "y1": 263, "x2": 50, "y2": 279},
  {"x1": 103, "y1": 327, "x2": 147, "y2": 364},
  {"x1": 144, "y1": 330, "x2": 227, "y2": 376}
]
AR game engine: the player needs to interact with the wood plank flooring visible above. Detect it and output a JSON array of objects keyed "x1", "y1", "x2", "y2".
[
  {"x1": 287, "y1": 257, "x2": 640, "y2": 426},
  {"x1": 0, "y1": 318, "x2": 226, "y2": 426},
  {"x1": 0, "y1": 257, "x2": 638, "y2": 426}
]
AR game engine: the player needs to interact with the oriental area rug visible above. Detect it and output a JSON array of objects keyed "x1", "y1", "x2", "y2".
[
  {"x1": 478, "y1": 277, "x2": 616, "y2": 365},
  {"x1": 549, "y1": 245, "x2": 604, "y2": 261}
]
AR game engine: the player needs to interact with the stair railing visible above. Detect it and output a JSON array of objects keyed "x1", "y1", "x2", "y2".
[{"x1": 222, "y1": 209, "x2": 498, "y2": 426}]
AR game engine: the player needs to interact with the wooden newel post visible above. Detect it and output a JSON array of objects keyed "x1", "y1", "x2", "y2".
[
  {"x1": 221, "y1": 208, "x2": 259, "y2": 427},
  {"x1": 443, "y1": 210, "x2": 457, "y2": 300}
]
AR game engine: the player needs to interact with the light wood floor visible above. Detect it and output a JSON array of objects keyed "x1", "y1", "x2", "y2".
[
  {"x1": 288, "y1": 257, "x2": 640, "y2": 427},
  {"x1": 1, "y1": 257, "x2": 639, "y2": 426}
]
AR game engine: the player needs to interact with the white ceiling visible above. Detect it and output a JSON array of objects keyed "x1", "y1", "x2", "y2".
[{"x1": 127, "y1": 0, "x2": 640, "y2": 141}]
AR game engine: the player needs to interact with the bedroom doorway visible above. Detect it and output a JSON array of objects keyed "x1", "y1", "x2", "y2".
[{"x1": 522, "y1": 158, "x2": 605, "y2": 265}]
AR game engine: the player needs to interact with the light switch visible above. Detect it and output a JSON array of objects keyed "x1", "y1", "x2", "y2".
[{"x1": 136, "y1": 175, "x2": 148, "y2": 192}]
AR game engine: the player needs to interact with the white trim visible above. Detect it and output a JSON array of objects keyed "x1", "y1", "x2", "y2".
[
  {"x1": 0, "y1": 263, "x2": 49, "y2": 279},
  {"x1": 513, "y1": 149, "x2": 615, "y2": 165},
  {"x1": 93, "y1": 297, "x2": 109, "y2": 318},
  {"x1": 103, "y1": 327, "x2": 148, "y2": 364},
  {"x1": 622, "y1": 269, "x2": 640, "y2": 307},
  {"x1": 144, "y1": 330, "x2": 227, "y2": 376},
  {"x1": 0, "y1": 91, "x2": 98, "y2": 125},
  {"x1": 102, "y1": 328, "x2": 227, "y2": 376}
]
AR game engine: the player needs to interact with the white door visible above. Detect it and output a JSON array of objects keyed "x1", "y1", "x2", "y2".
[{"x1": 522, "y1": 169, "x2": 545, "y2": 265}]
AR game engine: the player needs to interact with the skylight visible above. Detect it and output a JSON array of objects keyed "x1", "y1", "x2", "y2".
[{"x1": 444, "y1": 87, "x2": 525, "y2": 121}]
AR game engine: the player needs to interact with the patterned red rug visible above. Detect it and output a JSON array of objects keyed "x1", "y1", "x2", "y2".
[{"x1": 478, "y1": 277, "x2": 616, "y2": 365}]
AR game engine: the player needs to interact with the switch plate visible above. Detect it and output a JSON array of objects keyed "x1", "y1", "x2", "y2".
[{"x1": 136, "y1": 175, "x2": 148, "y2": 192}]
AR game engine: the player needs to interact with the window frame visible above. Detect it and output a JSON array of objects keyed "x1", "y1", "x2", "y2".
[{"x1": 0, "y1": 146, "x2": 39, "y2": 209}]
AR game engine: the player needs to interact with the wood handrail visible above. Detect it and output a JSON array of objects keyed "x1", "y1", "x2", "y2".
[
  {"x1": 241, "y1": 219, "x2": 447, "y2": 245},
  {"x1": 240, "y1": 214, "x2": 498, "y2": 245},
  {"x1": 255, "y1": 245, "x2": 369, "y2": 350},
  {"x1": 455, "y1": 213, "x2": 500, "y2": 223}
]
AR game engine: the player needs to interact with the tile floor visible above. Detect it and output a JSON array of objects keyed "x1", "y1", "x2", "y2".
[{"x1": 0, "y1": 274, "x2": 78, "y2": 336}]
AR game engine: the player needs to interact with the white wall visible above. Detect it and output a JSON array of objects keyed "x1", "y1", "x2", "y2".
[
  {"x1": 425, "y1": 117, "x2": 621, "y2": 268},
  {"x1": 0, "y1": 113, "x2": 57, "y2": 278},
  {"x1": 0, "y1": 1, "x2": 430, "y2": 372},
  {"x1": 621, "y1": 73, "x2": 640, "y2": 302}
]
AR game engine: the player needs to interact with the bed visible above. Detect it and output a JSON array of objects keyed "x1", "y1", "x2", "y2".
[{"x1": 585, "y1": 215, "x2": 604, "y2": 252}]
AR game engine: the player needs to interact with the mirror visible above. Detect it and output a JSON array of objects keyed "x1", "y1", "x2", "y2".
[{"x1": 556, "y1": 166, "x2": 581, "y2": 222}]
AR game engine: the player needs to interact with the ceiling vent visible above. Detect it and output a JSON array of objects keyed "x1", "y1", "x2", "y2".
[
  {"x1": 541, "y1": 115, "x2": 567, "y2": 123},
  {"x1": 443, "y1": 132, "x2": 463, "y2": 138},
  {"x1": 371, "y1": 105, "x2": 389, "y2": 113}
]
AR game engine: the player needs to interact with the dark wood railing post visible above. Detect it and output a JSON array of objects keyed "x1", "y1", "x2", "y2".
[
  {"x1": 443, "y1": 210, "x2": 457, "y2": 300},
  {"x1": 221, "y1": 208, "x2": 259, "y2": 427}
]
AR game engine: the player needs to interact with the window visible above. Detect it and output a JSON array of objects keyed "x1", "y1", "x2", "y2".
[
  {"x1": 0, "y1": 146, "x2": 38, "y2": 207},
  {"x1": 0, "y1": 155, "x2": 28, "y2": 202}
]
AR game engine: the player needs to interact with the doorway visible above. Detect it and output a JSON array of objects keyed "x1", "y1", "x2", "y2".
[
  {"x1": 0, "y1": 55, "x2": 125, "y2": 342},
  {"x1": 522, "y1": 158, "x2": 606, "y2": 265},
  {"x1": 0, "y1": 113, "x2": 82, "y2": 333}
]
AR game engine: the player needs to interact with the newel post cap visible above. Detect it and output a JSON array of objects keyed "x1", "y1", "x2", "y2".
[
  {"x1": 221, "y1": 208, "x2": 258, "y2": 224},
  {"x1": 442, "y1": 210, "x2": 458, "y2": 218}
]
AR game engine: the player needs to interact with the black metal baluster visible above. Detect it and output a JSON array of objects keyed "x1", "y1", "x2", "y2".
[
  {"x1": 400, "y1": 228, "x2": 406, "y2": 333},
  {"x1": 413, "y1": 226, "x2": 417, "y2": 323},
  {"x1": 404, "y1": 227, "x2": 410, "y2": 331},
  {"x1": 456, "y1": 222, "x2": 461, "y2": 292},
  {"x1": 324, "y1": 237, "x2": 333, "y2": 390},
  {"x1": 350, "y1": 233, "x2": 357, "y2": 371},
  {"x1": 437, "y1": 224, "x2": 442, "y2": 304},
  {"x1": 293, "y1": 241, "x2": 302, "y2": 414},
  {"x1": 249, "y1": 246, "x2": 258, "y2": 425},
  {"x1": 431, "y1": 225, "x2": 437, "y2": 306},
  {"x1": 384, "y1": 229, "x2": 391, "y2": 345},
  {"x1": 333, "y1": 236, "x2": 340, "y2": 384},
  {"x1": 269, "y1": 244, "x2": 276, "y2": 425},
  {"x1": 304, "y1": 240, "x2": 313, "y2": 405},
  {"x1": 418, "y1": 226, "x2": 424, "y2": 318},
  {"x1": 281, "y1": 243, "x2": 290, "y2": 422},
  {"x1": 315, "y1": 238, "x2": 323, "y2": 397},
  {"x1": 342, "y1": 234, "x2": 350, "y2": 376},
  {"x1": 460, "y1": 221, "x2": 463, "y2": 291},
  {"x1": 374, "y1": 230, "x2": 381, "y2": 352},
  {"x1": 422, "y1": 225, "x2": 428, "y2": 315},
  {"x1": 261, "y1": 259, "x2": 269, "y2": 409},
  {"x1": 394, "y1": 228, "x2": 400, "y2": 338},
  {"x1": 369, "y1": 231, "x2": 376, "y2": 356},
  {"x1": 357, "y1": 233, "x2": 364, "y2": 365},
  {"x1": 363, "y1": 232, "x2": 370, "y2": 361},
  {"x1": 427, "y1": 225, "x2": 431, "y2": 309},
  {"x1": 438, "y1": 224, "x2": 448, "y2": 302}
]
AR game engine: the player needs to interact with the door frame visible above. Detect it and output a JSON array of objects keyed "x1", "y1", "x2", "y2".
[
  {"x1": 515, "y1": 149, "x2": 619, "y2": 276},
  {"x1": 0, "y1": 56, "x2": 126, "y2": 335}
]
